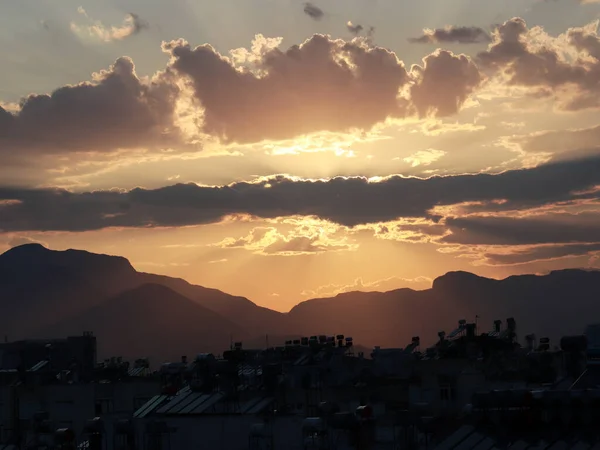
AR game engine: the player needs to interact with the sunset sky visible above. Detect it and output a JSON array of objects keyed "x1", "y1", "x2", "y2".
[{"x1": 2, "y1": 0, "x2": 600, "y2": 311}]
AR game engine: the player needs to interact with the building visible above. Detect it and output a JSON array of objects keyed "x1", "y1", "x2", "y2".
[{"x1": 0, "y1": 317, "x2": 592, "y2": 450}]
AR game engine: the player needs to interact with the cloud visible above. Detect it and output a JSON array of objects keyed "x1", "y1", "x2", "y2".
[
  {"x1": 441, "y1": 212, "x2": 600, "y2": 245},
  {"x1": 403, "y1": 149, "x2": 446, "y2": 167},
  {"x1": 450, "y1": 243, "x2": 600, "y2": 267},
  {"x1": 301, "y1": 276, "x2": 433, "y2": 297},
  {"x1": 409, "y1": 26, "x2": 491, "y2": 44},
  {"x1": 0, "y1": 57, "x2": 180, "y2": 155},
  {"x1": 409, "y1": 120, "x2": 486, "y2": 136},
  {"x1": 1, "y1": 33, "x2": 482, "y2": 161},
  {"x1": 71, "y1": 8, "x2": 148, "y2": 42},
  {"x1": 358, "y1": 218, "x2": 447, "y2": 244},
  {"x1": 163, "y1": 34, "x2": 411, "y2": 143},
  {"x1": 346, "y1": 21, "x2": 364, "y2": 35},
  {"x1": 509, "y1": 124, "x2": 600, "y2": 160},
  {"x1": 303, "y1": 3, "x2": 324, "y2": 20},
  {"x1": 163, "y1": 34, "x2": 484, "y2": 143},
  {"x1": 477, "y1": 18, "x2": 600, "y2": 110},
  {"x1": 213, "y1": 225, "x2": 357, "y2": 256},
  {"x1": 2, "y1": 155, "x2": 600, "y2": 232},
  {"x1": 410, "y1": 49, "x2": 481, "y2": 117},
  {"x1": 346, "y1": 22, "x2": 375, "y2": 39}
]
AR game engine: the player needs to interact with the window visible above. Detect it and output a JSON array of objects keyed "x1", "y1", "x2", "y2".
[
  {"x1": 438, "y1": 374, "x2": 457, "y2": 403},
  {"x1": 440, "y1": 385, "x2": 456, "y2": 401},
  {"x1": 95, "y1": 398, "x2": 114, "y2": 415}
]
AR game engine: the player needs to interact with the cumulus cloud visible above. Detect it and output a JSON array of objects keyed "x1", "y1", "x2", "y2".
[
  {"x1": 409, "y1": 26, "x2": 491, "y2": 44},
  {"x1": 71, "y1": 7, "x2": 148, "y2": 42},
  {"x1": 410, "y1": 50, "x2": 481, "y2": 117},
  {"x1": 163, "y1": 34, "x2": 412, "y2": 143},
  {"x1": 1, "y1": 156, "x2": 600, "y2": 232},
  {"x1": 477, "y1": 17, "x2": 600, "y2": 110},
  {"x1": 303, "y1": 3, "x2": 324, "y2": 20},
  {"x1": 1, "y1": 33, "x2": 483, "y2": 159},
  {"x1": 7, "y1": 17, "x2": 600, "y2": 163},
  {"x1": 0, "y1": 57, "x2": 179, "y2": 155}
]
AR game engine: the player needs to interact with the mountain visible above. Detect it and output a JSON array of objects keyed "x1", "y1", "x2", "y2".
[
  {"x1": 2, "y1": 244, "x2": 600, "y2": 362},
  {"x1": 41, "y1": 283, "x2": 244, "y2": 362},
  {"x1": 0, "y1": 244, "x2": 123, "y2": 337},
  {"x1": 0, "y1": 244, "x2": 283, "y2": 358},
  {"x1": 138, "y1": 272, "x2": 285, "y2": 336},
  {"x1": 288, "y1": 269, "x2": 600, "y2": 349}
]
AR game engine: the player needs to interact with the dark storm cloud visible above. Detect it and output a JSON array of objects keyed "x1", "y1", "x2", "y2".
[
  {"x1": 1, "y1": 156, "x2": 600, "y2": 232},
  {"x1": 0, "y1": 57, "x2": 179, "y2": 154},
  {"x1": 409, "y1": 26, "x2": 491, "y2": 44},
  {"x1": 303, "y1": 3, "x2": 324, "y2": 20}
]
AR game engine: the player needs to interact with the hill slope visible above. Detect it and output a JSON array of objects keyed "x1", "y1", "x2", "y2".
[
  {"x1": 40, "y1": 283, "x2": 244, "y2": 362},
  {"x1": 0, "y1": 244, "x2": 283, "y2": 347},
  {"x1": 2, "y1": 244, "x2": 600, "y2": 360},
  {"x1": 287, "y1": 269, "x2": 600, "y2": 348}
]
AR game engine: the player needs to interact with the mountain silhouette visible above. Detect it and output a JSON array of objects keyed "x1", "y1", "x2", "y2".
[
  {"x1": 1, "y1": 244, "x2": 600, "y2": 363},
  {"x1": 41, "y1": 283, "x2": 244, "y2": 362}
]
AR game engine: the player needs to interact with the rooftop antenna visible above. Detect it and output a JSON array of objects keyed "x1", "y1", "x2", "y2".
[
  {"x1": 475, "y1": 315, "x2": 479, "y2": 336},
  {"x1": 230, "y1": 333, "x2": 233, "y2": 351}
]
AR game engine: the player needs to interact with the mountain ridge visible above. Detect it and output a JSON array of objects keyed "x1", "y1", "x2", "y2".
[{"x1": 2, "y1": 243, "x2": 600, "y2": 363}]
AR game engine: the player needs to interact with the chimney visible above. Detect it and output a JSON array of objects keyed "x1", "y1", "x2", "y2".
[
  {"x1": 181, "y1": 356, "x2": 187, "y2": 364},
  {"x1": 493, "y1": 320, "x2": 502, "y2": 333},
  {"x1": 466, "y1": 323, "x2": 476, "y2": 339},
  {"x1": 525, "y1": 334, "x2": 536, "y2": 352},
  {"x1": 506, "y1": 317, "x2": 516, "y2": 332},
  {"x1": 438, "y1": 331, "x2": 446, "y2": 343}
]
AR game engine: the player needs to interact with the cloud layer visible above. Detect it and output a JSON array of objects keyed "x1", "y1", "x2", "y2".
[
  {"x1": 5, "y1": 16, "x2": 600, "y2": 158},
  {"x1": 1, "y1": 155, "x2": 600, "y2": 232}
]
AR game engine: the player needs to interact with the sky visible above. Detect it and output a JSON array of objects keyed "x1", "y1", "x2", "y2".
[{"x1": 2, "y1": 0, "x2": 600, "y2": 311}]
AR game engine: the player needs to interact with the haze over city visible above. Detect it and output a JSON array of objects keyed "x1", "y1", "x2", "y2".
[{"x1": 3, "y1": 0, "x2": 600, "y2": 311}]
